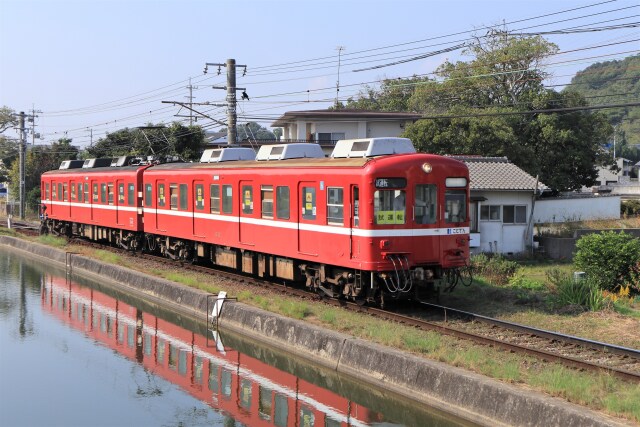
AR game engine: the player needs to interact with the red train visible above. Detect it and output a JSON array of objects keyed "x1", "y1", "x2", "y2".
[
  {"x1": 41, "y1": 274, "x2": 381, "y2": 426},
  {"x1": 41, "y1": 138, "x2": 470, "y2": 305}
]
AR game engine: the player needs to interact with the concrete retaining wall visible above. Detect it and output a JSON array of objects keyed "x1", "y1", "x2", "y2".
[
  {"x1": 539, "y1": 228, "x2": 640, "y2": 260},
  {"x1": 0, "y1": 235, "x2": 631, "y2": 427}
]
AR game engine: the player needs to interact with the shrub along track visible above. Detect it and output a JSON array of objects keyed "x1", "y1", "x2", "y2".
[{"x1": 11, "y1": 225, "x2": 640, "y2": 384}]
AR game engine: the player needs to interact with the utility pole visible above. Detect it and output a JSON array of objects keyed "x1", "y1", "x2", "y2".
[
  {"x1": 336, "y1": 46, "x2": 345, "y2": 108},
  {"x1": 18, "y1": 112, "x2": 26, "y2": 220},
  {"x1": 205, "y1": 59, "x2": 247, "y2": 145},
  {"x1": 186, "y1": 78, "x2": 194, "y2": 126}
]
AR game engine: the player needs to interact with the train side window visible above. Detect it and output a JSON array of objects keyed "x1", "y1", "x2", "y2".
[
  {"x1": 222, "y1": 185, "x2": 233, "y2": 214},
  {"x1": 169, "y1": 184, "x2": 178, "y2": 210},
  {"x1": 127, "y1": 184, "x2": 135, "y2": 206},
  {"x1": 210, "y1": 184, "x2": 220, "y2": 213},
  {"x1": 179, "y1": 184, "x2": 188, "y2": 210},
  {"x1": 77, "y1": 183, "x2": 83, "y2": 202},
  {"x1": 327, "y1": 187, "x2": 343, "y2": 225},
  {"x1": 45, "y1": 183, "x2": 50, "y2": 200},
  {"x1": 100, "y1": 184, "x2": 106, "y2": 203},
  {"x1": 107, "y1": 183, "x2": 114, "y2": 205},
  {"x1": 93, "y1": 184, "x2": 99, "y2": 202},
  {"x1": 261, "y1": 185, "x2": 273, "y2": 219},
  {"x1": 242, "y1": 185, "x2": 253, "y2": 214},
  {"x1": 415, "y1": 184, "x2": 437, "y2": 224},
  {"x1": 374, "y1": 190, "x2": 405, "y2": 225},
  {"x1": 84, "y1": 183, "x2": 89, "y2": 203},
  {"x1": 71, "y1": 182, "x2": 76, "y2": 200},
  {"x1": 145, "y1": 184, "x2": 152, "y2": 207},
  {"x1": 301, "y1": 187, "x2": 316, "y2": 220},
  {"x1": 118, "y1": 183, "x2": 125, "y2": 204},
  {"x1": 445, "y1": 190, "x2": 466, "y2": 223},
  {"x1": 63, "y1": 183, "x2": 68, "y2": 201},
  {"x1": 158, "y1": 184, "x2": 166, "y2": 207},
  {"x1": 195, "y1": 184, "x2": 204, "y2": 211},
  {"x1": 276, "y1": 186, "x2": 290, "y2": 220},
  {"x1": 51, "y1": 183, "x2": 56, "y2": 200},
  {"x1": 58, "y1": 184, "x2": 62, "y2": 201}
]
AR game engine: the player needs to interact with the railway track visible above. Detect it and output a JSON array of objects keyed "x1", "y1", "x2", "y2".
[{"x1": 6, "y1": 225, "x2": 640, "y2": 383}]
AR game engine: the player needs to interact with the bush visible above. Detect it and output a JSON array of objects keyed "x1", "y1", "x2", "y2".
[
  {"x1": 574, "y1": 231, "x2": 640, "y2": 293},
  {"x1": 621, "y1": 200, "x2": 640, "y2": 217},
  {"x1": 551, "y1": 272, "x2": 605, "y2": 311},
  {"x1": 471, "y1": 254, "x2": 519, "y2": 286}
]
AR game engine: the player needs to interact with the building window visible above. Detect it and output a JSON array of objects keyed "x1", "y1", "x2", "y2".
[
  {"x1": 242, "y1": 185, "x2": 253, "y2": 214},
  {"x1": 222, "y1": 185, "x2": 233, "y2": 214},
  {"x1": 301, "y1": 187, "x2": 316, "y2": 220},
  {"x1": 276, "y1": 186, "x2": 289, "y2": 220},
  {"x1": 179, "y1": 184, "x2": 188, "y2": 210},
  {"x1": 261, "y1": 185, "x2": 273, "y2": 219},
  {"x1": 210, "y1": 184, "x2": 220, "y2": 213},
  {"x1": 317, "y1": 132, "x2": 345, "y2": 142},
  {"x1": 503, "y1": 205, "x2": 527, "y2": 224},
  {"x1": 169, "y1": 184, "x2": 178, "y2": 210},
  {"x1": 327, "y1": 187, "x2": 343, "y2": 225},
  {"x1": 480, "y1": 205, "x2": 501, "y2": 221}
]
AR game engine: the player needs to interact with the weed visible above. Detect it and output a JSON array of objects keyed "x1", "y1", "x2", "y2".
[
  {"x1": 36, "y1": 235, "x2": 67, "y2": 248},
  {"x1": 402, "y1": 330, "x2": 441, "y2": 354}
]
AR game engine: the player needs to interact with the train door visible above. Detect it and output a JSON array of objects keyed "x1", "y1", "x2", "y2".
[
  {"x1": 89, "y1": 181, "x2": 96, "y2": 221},
  {"x1": 192, "y1": 181, "x2": 206, "y2": 238},
  {"x1": 67, "y1": 180, "x2": 74, "y2": 218},
  {"x1": 349, "y1": 185, "x2": 360, "y2": 259},
  {"x1": 116, "y1": 180, "x2": 125, "y2": 226},
  {"x1": 50, "y1": 180, "x2": 56, "y2": 216},
  {"x1": 297, "y1": 182, "x2": 318, "y2": 255},
  {"x1": 239, "y1": 181, "x2": 254, "y2": 245},
  {"x1": 156, "y1": 180, "x2": 167, "y2": 232}
]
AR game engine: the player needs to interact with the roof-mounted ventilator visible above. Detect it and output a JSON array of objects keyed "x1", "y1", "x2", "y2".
[
  {"x1": 58, "y1": 160, "x2": 85, "y2": 170},
  {"x1": 330, "y1": 137, "x2": 416, "y2": 158},
  {"x1": 82, "y1": 158, "x2": 113, "y2": 168},
  {"x1": 256, "y1": 143, "x2": 325, "y2": 161},
  {"x1": 200, "y1": 147, "x2": 256, "y2": 163}
]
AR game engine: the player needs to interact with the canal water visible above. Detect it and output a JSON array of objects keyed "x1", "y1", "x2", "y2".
[{"x1": 0, "y1": 247, "x2": 477, "y2": 427}]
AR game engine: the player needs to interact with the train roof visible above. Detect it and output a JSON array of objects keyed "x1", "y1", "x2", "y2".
[{"x1": 42, "y1": 165, "x2": 146, "y2": 175}]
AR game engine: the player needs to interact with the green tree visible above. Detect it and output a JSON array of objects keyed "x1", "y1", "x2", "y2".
[
  {"x1": 86, "y1": 123, "x2": 204, "y2": 161},
  {"x1": 8, "y1": 138, "x2": 79, "y2": 211},
  {"x1": 574, "y1": 231, "x2": 640, "y2": 294},
  {"x1": 235, "y1": 122, "x2": 276, "y2": 141},
  {"x1": 568, "y1": 55, "x2": 640, "y2": 160},
  {"x1": 348, "y1": 31, "x2": 613, "y2": 191},
  {"x1": 345, "y1": 75, "x2": 432, "y2": 111}
]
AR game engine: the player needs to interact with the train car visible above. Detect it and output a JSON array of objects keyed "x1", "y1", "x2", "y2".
[
  {"x1": 142, "y1": 138, "x2": 470, "y2": 304},
  {"x1": 40, "y1": 157, "x2": 150, "y2": 250}
]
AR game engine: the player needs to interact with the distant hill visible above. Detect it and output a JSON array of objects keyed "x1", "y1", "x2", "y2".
[{"x1": 567, "y1": 55, "x2": 639, "y2": 155}]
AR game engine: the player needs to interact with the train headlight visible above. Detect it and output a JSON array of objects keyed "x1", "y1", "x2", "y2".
[{"x1": 421, "y1": 163, "x2": 432, "y2": 174}]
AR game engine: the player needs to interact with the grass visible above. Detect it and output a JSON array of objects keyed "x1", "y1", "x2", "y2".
[
  {"x1": 7, "y1": 230, "x2": 640, "y2": 423},
  {"x1": 36, "y1": 234, "x2": 67, "y2": 248}
]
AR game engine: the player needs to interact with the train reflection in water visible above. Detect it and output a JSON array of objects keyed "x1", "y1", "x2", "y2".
[{"x1": 40, "y1": 275, "x2": 380, "y2": 427}]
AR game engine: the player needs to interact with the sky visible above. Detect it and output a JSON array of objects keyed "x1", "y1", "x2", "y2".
[{"x1": 0, "y1": 0, "x2": 638, "y2": 149}]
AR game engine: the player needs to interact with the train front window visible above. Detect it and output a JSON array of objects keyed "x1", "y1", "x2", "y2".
[
  {"x1": 445, "y1": 190, "x2": 466, "y2": 223},
  {"x1": 415, "y1": 184, "x2": 437, "y2": 224},
  {"x1": 374, "y1": 190, "x2": 405, "y2": 225}
]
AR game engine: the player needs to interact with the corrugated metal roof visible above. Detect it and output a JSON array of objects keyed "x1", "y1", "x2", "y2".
[{"x1": 452, "y1": 156, "x2": 548, "y2": 191}]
